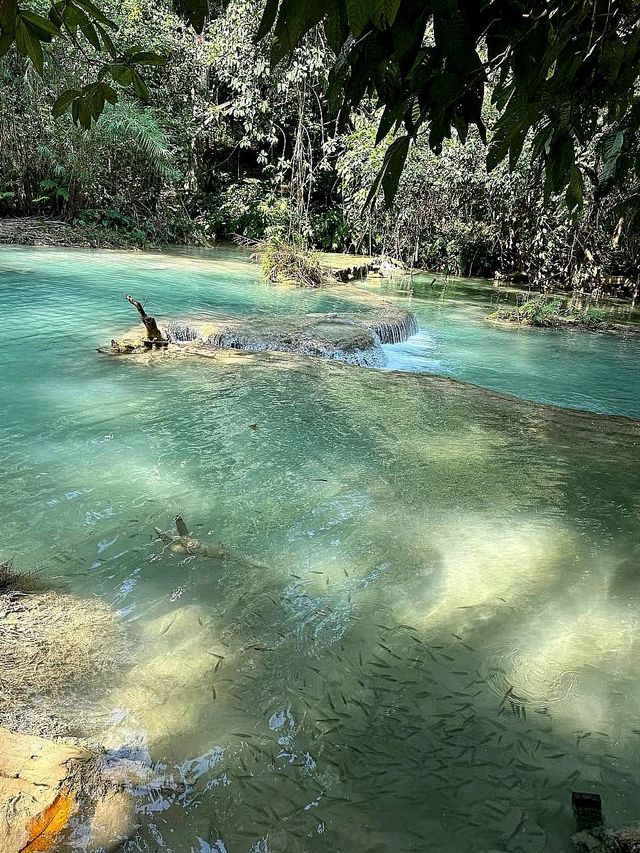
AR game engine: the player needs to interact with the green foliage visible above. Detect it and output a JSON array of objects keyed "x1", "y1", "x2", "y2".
[
  {"x1": 336, "y1": 113, "x2": 639, "y2": 289},
  {"x1": 491, "y1": 295, "x2": 609, "y2": 330},
  {"x1": 256, "y1": 0, "x2": 640, "y2": 209},
  {"x1": 207, "y1": 180, "x2": 289, "y2": 239},
  {"x1": 1, "y1": 0, "x2": 167, "y2": 126},
  {"x1": 260, "y1": 235, "x2": 328, "y2": 287},
  {"x1": 3, "y1": 0, "x2": 640, "y2": 214},
  {"x1": 1, "y1": 0, "x2": 639, "y2": 290}
]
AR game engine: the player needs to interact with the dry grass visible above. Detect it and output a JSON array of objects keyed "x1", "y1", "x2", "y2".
[{"x1": 0, "y1": 561, "x2": 127, "y2": 735}]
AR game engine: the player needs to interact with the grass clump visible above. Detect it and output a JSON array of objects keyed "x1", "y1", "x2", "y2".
[
  {"x1": 0, "y1": 559, "x2": 128, "y2": 736},
  {"x1": 491, "y1": 295, "x2": 609, "y2": 330},
  {"x1": 0, "y1": 558, "x2": 39, "y2": 592},
  {"x1": 260, "y1": 236, "x2": 330, "y2": 288}
]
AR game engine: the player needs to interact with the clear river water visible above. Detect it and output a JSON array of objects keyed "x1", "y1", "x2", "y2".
[{"x1": 1, "y1": 245, "x2": 640, "y2": 852}]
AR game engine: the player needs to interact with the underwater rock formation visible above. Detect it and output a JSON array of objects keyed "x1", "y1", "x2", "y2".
[{"x1": 572, "y1": 824, "x2": 640, "y2": 852}]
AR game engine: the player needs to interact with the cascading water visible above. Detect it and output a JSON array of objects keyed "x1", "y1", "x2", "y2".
[
  {"x1": 155, "y1": 310, "x2": 420, "y2": 365},
  {"x1": 165, "y1": 320, "x2": 201, "y2": 342},
  {"x1": 365, "y1": 312, "x2": 420, "y2": 344}
]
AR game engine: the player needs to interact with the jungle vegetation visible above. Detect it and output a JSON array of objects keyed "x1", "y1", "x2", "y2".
[{"x1": 0, "y1": 0, "x2": 639, "y2": 292}]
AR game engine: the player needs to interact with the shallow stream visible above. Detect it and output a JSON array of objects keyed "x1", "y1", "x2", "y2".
[{"x1": 1, "y1": 246, "x2": 640, "y2": 852}]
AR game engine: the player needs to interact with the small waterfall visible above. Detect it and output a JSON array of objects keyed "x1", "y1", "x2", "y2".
[
  {"x1": 362, "y1": 311, "x2": 418, "y2": 344},
  {"x1": 165, "y1": 321, "x2": 201, "y2": 343}
]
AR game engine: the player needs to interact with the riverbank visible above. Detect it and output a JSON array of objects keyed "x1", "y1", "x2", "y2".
[
  {"x1": 0, "y1": 216, "x2": 182, "y2": 250},
  {"x1": 0, "y1": 219, "x2": 407, "y2": 285},
  {"x1": 4, "y1": 218, "x2": 636, "y2": 303}
]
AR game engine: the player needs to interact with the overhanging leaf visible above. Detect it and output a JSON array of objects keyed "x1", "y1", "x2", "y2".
[
  {"x1": 52, "y1": 88, "x2": 81, "y2": 117},
  {"x1": 0, "y1": 33, "x2": 14, "y2": 57},
  {"x1": 345, "y1": 0, "x2": 369, "y2": 37},
  {"x1": 130, "y1": 50, "x2": 166, "y2": 65},
  {"x1": 15, "y1": 17, "x2": 43, "y2": 74},
  {"x1": 72, "y1": 0, "x2": 118, "y2": 29},
  {"x1": 365, "y1": 134, "x2": 410, "y2": 208},
  {"x1": 19, "y1": 11, "x2": 61, "y2": 40},
  {"x1": 255, "y1": 0, "x2": 279, "y2": 41}
]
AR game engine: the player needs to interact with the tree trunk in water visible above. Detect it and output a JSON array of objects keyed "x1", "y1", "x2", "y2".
[{"x1": 125, "y1": 295, "x2": 164, "y2": 341}]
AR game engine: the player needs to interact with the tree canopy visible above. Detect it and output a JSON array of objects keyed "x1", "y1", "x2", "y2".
[
  {"x1": 1, "y1": 0, "x2": 638, "y2": 290},
  {"x1": 1, "y1": 0, "x2": 639, "y2": 207},
  {"x1": 258, "y1": 0, "x2": 640, "y2": 209}
]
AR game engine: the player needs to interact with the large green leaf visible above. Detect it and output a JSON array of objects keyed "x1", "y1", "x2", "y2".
[
  {"x1": 271, "y1": 0, "x2": 325, "y2": 63},
  {"x1": 256, "y1": 0, "x2": 279, "y2": 41},
  {"x1": 565, "y1": 164, "x2": 584, "y2": 211},
  {"x1": 383, "y1": 0, "x2": 401, "y2": 27},
  {"x1": 544, "y1": 133, "x2": 574, "y2": 200},
  {"x1": 129, "y1": 51, "x2": 166, "y2": 65},
  {"x1": 0, "y1": 33, "x2": 13, "y2": 58},
  {"x1": 52, "y1": 88, "x2": 81, "y2": 117},
  {"x1": 72, "y1": 0, "x2": 118, "y2": 29},
  {"x1": 132, "y1": 70, "x2": 150, "y2": 100},
  {"x1": 108, "y1": 63, "x2": 134, "y2": 86},
  {"x1": 0, "y1": 0, "x2": 17, "y2": 31},
  {"x1": 79, "y1": 19, "x2": 101, "y2": 50},
  {"x1": 345, "y1": 0, "x2": 369, "y2": 36},
  {"x1": 95, "y1": 22, "x2": 117, "y2": 57},
  {"x1": 19, "y1": 10, "x2": 61, "y2": 40},
  {"x1": 15, "y1": 16, "x2": 43, "y2": 74},
  {"x1": 601, "y1": 130, "x2": 624, "y2": 182},
  {"x1": 365, "y1": 134, "x2": 410, "y2": 208}
]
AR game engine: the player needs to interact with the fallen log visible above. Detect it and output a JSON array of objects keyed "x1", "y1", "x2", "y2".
[{"x1": 154, "y1": 516, "x2": 269, "y2": 570}]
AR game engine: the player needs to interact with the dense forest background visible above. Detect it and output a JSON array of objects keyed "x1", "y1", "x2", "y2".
[{"x1": 1, "y1": 0, "x2": 638, "y2": 292}]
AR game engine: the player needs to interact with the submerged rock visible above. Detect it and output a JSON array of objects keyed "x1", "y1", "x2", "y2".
[
  {"x1": 0, "y1": 727, "x2": 138, "y2": 853},
  {"x1": 572, "y1": 825, "x2": 640, "y2": 852},
  {"x1": 106, "y1": 309, "x2": 419, "y2": 366}
]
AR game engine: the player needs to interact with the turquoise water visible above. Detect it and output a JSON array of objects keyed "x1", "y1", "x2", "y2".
[
  {"x1": 373, "y1": 276, "x2": 640, "y2": 418},
  {"x1": 1, "y1": 246, "x2": 640, "y2": 852}
]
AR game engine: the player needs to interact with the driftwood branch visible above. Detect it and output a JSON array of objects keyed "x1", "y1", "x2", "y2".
[{"x1": 125, "y1": 295, "x2": 164, "y2": 342}]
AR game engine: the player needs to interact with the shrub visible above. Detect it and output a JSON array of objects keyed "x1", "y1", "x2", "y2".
[
  {"x1": 260, "y1": 236, "x2": 329, "y2": 287},
  {"x1": 491, "y1": 295, "x2": 610, "y2": 329}
]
